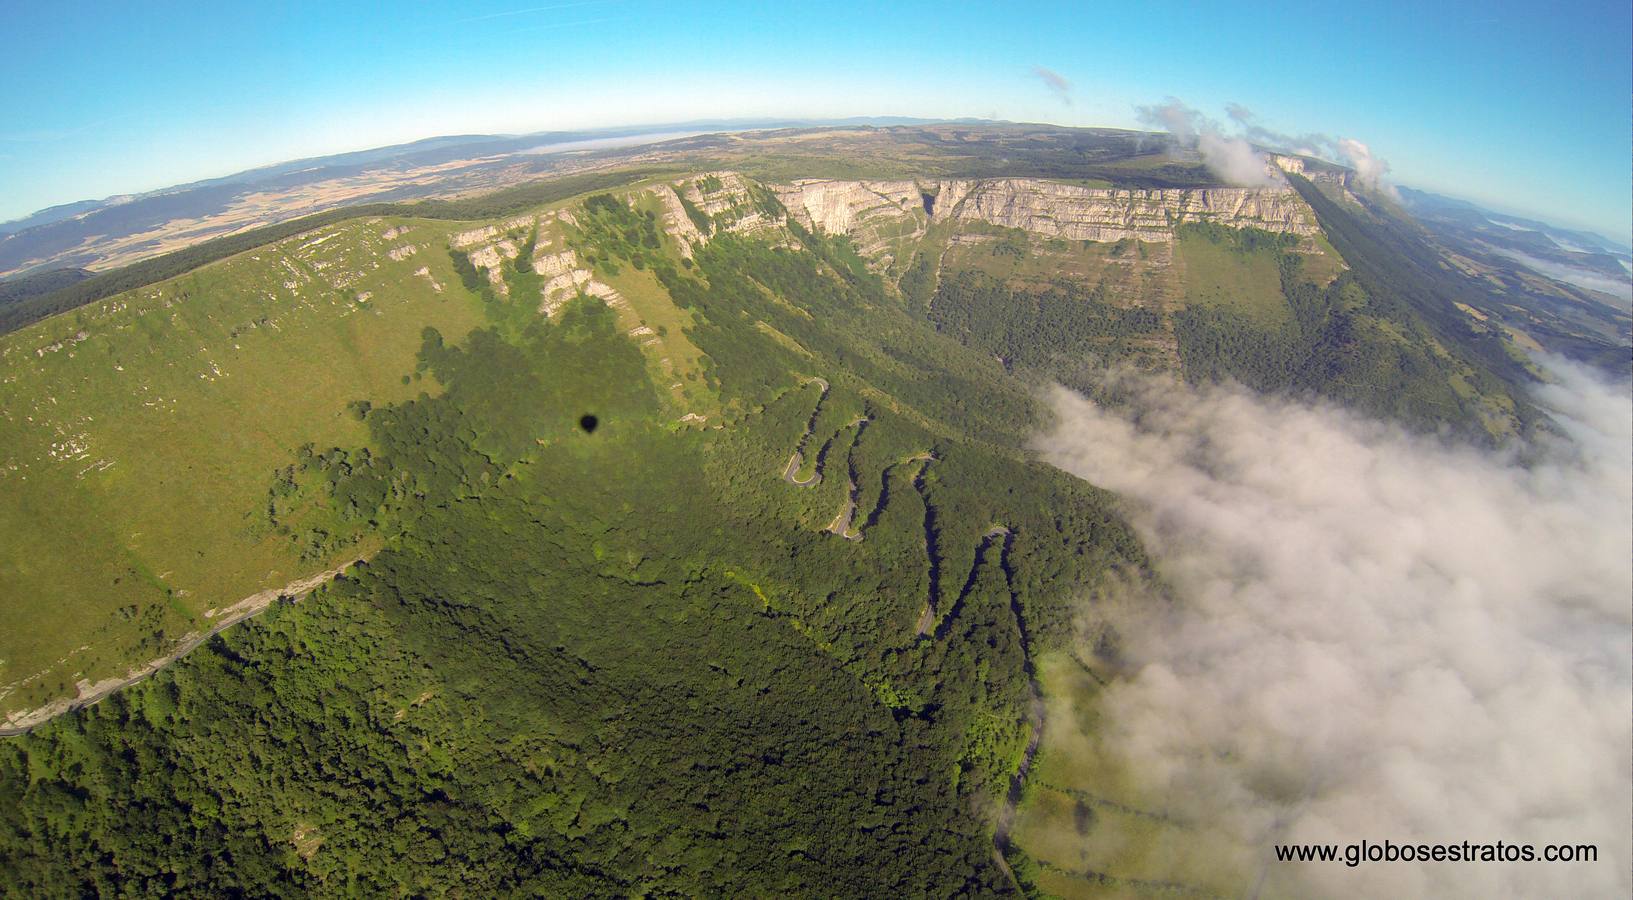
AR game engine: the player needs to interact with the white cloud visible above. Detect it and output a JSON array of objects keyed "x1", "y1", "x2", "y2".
[
  {"x1": 1034, "y1": 363, "x2": 1632, "y2": 897},
  {"x1": 1336, "y1": 137, "x2": 1397, "y2": 198},
  {"x1": 1136, "y1": 99, "x2": 1277, "y2": 187},
  {"x1": 1167, "y1": 99, "x2": 1401, "y2": 196}
]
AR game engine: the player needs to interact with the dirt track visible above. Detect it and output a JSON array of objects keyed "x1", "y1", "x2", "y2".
[{"x1": 0, "y1": 560, "x2": 360, "y2": 736}]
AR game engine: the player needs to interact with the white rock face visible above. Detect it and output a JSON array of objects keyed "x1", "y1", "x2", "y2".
[
  {"x1": 533, "y1": 249, "x2": 591, "y2": 314},
  {"x1": 450, "y1": 225, "x2": 499, "y2": 248},
  {"x1": 1271, "y1": 154, "x2": 1359, "y2": 204},
  {"x1": 772, "y1": 176, "x2": 1320, "y2": 246},
  {"x1": 773, "y1": 179, "x2": 923, "y2": 235},
  {"x1": 649, "y1": 184, "x2": 704, "y2": 256},
  {"x1": 683, "y1": 172, "x2": 783, "y2": 236}
]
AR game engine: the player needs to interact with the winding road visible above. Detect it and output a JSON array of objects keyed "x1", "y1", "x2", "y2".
[{"x1": 781, "y1": 377, "x2": 830, "y2": 486}]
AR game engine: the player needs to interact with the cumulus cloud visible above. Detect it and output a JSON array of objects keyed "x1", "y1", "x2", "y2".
[
  {"x1": 1336, "y1": 136, "x2": 1395, "y2": 196},
  {"x1": 1136, "y1": 98, "x2": 1278, "y2": 187},
  {"x1": 1146, "y1": 98, "x2": 1400, "y2": 195},
  {"x1": 1034, "y1": 363, "x2": 1632, "y2": 898},
  {"x1": 1031, "y1": 66, "x2": 1073, "y2": 106}
]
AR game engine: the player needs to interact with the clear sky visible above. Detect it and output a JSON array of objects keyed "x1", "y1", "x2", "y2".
[{"x1": 2, "y1": 0, "x2": 1629, "y2": 240}]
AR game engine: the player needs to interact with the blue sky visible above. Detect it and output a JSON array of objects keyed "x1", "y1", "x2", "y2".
[{"x1": 2, "y1": 0, "x2": 1629, "y2": 240}]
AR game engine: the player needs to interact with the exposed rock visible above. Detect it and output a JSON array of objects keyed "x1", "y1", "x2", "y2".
[
  {"x1": 683, "y1": 172, "x2": 783, "y2": 236},
  {"x1": 771, "y1": 176, "x2": 1321, "y2": 247},
  {"x1": 774, "y1": 179, "x2": 922, "y2": 235},
  {"x1": 535, "y1": 249, "x2": 592, "y2": 314},
  {"x1": 450, "y1": 225, "x2": 499, "y2": 248},
  {"x1": 1271, "y1": 154, "x2": 1360, "y2": 203},
  {"x1": 648, "y1": 184, "x2": 704, "y2": 256},
  {"x1": 412, "y1": 265, "x2": 443, "y2": 293}
]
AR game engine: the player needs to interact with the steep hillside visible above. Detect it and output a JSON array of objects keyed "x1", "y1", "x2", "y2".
[
  {"x1": 0, "y1": 169, "x2": 1166, "y2": 894},
  {"x1": 768, "y1": 169, "x2": 1539, "y2": 441},
  {"x1": 0, "y1": 151, "x2": 1608, "y2": 895}
]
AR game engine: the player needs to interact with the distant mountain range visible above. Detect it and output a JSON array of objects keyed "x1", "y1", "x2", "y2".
[
  {"x1": 0, "y1": 117, "x2": 961, "y2": 277},
  {"x1": 1399, "y1": 186, "x2": 1632, "y2": 301}
]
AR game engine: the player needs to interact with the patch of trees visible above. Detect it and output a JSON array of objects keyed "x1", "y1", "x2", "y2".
[
  {"x1": 1, "y1": 262, "x2": 1151, "y2": 892},
  {"x1": 1175, "y1": 220, "x2": 1297, "y2": 255},
  {"x1": 0, "y1": 267, "x2": 92, "y2": 308},
  {"x1": 571, "y1": 193, "x2": 665, "y2": 274},
  {"x1": 1173, "y1": 249, "x2": 1514, "y2": 440},
  {"x1": 928, "y1": 269, "x2": 1161, "y2": 378}
]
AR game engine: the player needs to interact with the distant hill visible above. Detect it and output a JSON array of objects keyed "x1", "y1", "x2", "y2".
[
  {"x1": 0, "y1": 267, "x2": 92, "y2": 307},
  {"x1": 1399, "y1": 186, "x2": 1632, "y2": 305},
  {"x1": 0, "y1": 118, "x2": 956, "y2": 279}
]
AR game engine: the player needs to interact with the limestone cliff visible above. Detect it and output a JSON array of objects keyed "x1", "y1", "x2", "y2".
[{"x1": 773, "y1": 176, "x2": 1321, "y2": 254}]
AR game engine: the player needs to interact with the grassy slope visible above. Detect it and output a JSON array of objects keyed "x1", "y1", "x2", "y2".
[
  {"x1": 0, "y1": 214, "x2": 494, "y2": 712},
  {"x1": 1176, "y1": 227, "x2": 1292, "y2": 326}
]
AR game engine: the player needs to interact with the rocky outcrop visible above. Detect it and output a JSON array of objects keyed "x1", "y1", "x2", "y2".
[
  {"x1": 649, "y1": 184, "x2": 705, "y2": 256},
  {"x1": 1271, "y1": 154, "x2": 1359, "y2": 202},
  {"x1": 450, "y1": 225, "x2": 499, "y2": 249},
  {"x1": 958, "y1": 180, "x2": 1318, "y2": 240},
  {"x1": 529, "y1": 247, "x2": 627, "y2": 317},
  {"x1": 772, "y1": 176, "x2": 1321, "y2": 247},
  {"x1": 774, "y1": 180, "x2": 923, "y2": 235},
  {"x1": 682, "y1": 172, "x2": 784, "y2": 236}
]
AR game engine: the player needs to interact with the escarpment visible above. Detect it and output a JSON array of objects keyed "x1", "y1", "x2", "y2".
[{"x1": 772, "y1": 175, "x2": 1322, "y2": 258}]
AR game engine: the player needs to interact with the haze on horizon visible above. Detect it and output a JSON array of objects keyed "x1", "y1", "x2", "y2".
[{"x1": 1, "y1": 0, "x2": 1629, "y2": 242}]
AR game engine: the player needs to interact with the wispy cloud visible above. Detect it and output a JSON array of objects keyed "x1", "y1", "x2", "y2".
[
  {"x1": 0, "y1": 113, "x2": 134, "y2": 144},
  {"x1": 450, "y1": 0, "x2": 610, "y2": 25},
  {"x1": 1031, "y1": 65, "x2": 1072, "y2": 106},
  {"x1": 1492, "y1": 247, "x2": 1633, "y2": 302},
  {"x1": 1219, "y1": 101, "x2": 1397, "y2": 196}
]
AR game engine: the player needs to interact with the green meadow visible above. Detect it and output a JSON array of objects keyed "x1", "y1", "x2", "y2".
[{"x1": 0, "y1": 214, "x2": 490, "y2": 711}]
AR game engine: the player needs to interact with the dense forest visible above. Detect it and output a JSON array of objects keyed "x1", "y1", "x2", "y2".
[
  {"x1": 1170, "y1": 213, "x2": 1540, "y2": 441},
  {"x1": 0, "y1": 192, "x2": 1151, "y2": 895}
]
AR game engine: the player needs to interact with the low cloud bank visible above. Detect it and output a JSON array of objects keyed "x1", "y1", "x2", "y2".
[
  {"x1": 1035, "y1": 364, "x2": 1631, "y2": 897},
  {"x1": 1491, "y1": 246, "x2": 1633, "y2": 303}
]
